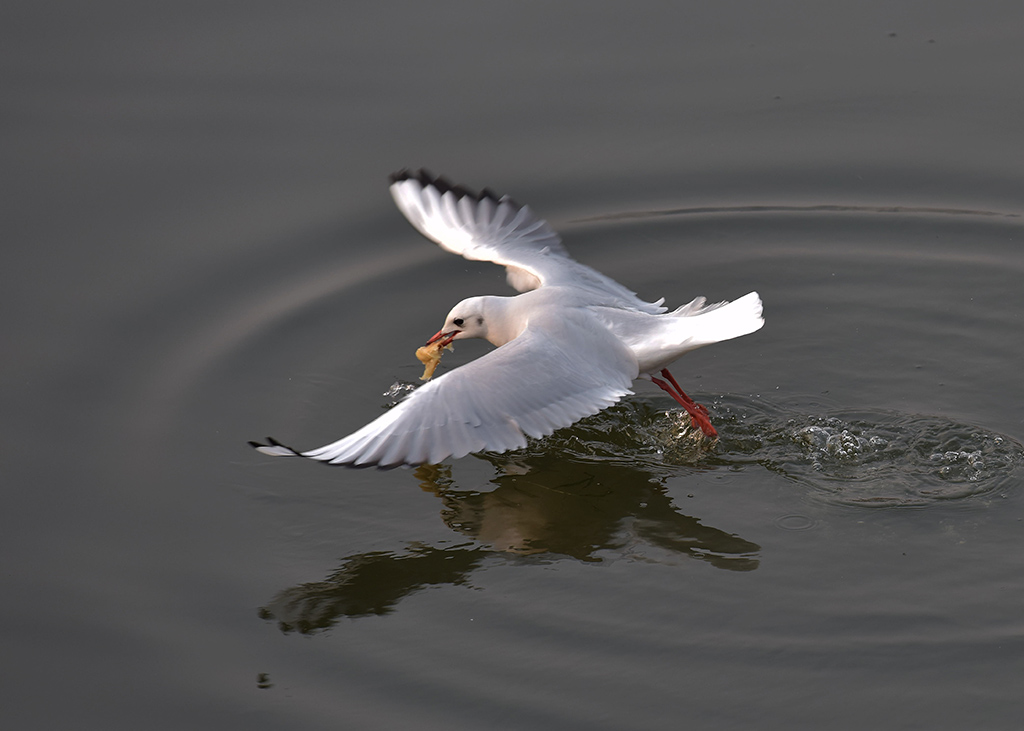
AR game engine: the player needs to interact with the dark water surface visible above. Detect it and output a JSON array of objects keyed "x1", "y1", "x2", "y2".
[{"x1": 5, "y1": 3, "x2": 1024, "y2": 729}]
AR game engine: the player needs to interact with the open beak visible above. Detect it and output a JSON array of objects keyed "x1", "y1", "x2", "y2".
[{"x1": 426, "y1": 329, "x2": 460, "y2": 347}]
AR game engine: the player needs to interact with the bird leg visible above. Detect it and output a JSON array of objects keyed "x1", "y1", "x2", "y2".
[{"x1": 650, "y1": 368, "x2": 718, "y2": 438}]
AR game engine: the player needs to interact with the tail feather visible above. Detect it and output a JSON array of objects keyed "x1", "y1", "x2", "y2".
[{"x1": 679, "y1": 291, "x2": 764, "y2": 347}]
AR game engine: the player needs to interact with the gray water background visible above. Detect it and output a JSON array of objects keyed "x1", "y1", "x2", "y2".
[{"x1": 4, "y1": 2, "x2": 1024, "y2": 729}]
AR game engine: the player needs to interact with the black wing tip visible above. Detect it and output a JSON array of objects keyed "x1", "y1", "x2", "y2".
[
  {"x1": 389, "y1": 168, "x2": 511, "y2": 206},
  {"x1": 249, "y1": 436, "x2": 302, "y2": 456},
  {"x1": 389, "y1": 167, "x2": 430, "y2": 185},
  {"x1": 249, "y1": 436, "x2": 419, "y2": 469}
]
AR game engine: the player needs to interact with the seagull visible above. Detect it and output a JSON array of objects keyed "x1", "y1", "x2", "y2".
[{"x1": 250, "y1": 170, "x2": 764, "y2": 468}]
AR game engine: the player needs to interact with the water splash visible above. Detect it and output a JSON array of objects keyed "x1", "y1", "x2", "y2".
[
  {"x1": 480, "y1": 396, "x2": 1023, "y2": 509},
  {"x1": 378, "y1": 382, "x2": 1023, "y2": 508},
  {"x1": 692, "y1": 398, "x2": 1024, "y2": 507},
  {"x1": 384, "y1": 381, "x2": 419, "y2": 407},
  {"x1": 506, "y1": 400, "x2": 716, "y2": 471}
]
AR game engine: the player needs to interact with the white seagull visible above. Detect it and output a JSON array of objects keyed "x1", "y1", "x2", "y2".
[{"x1": 251, "y1": 170, "x2": 764, "y2": 468}]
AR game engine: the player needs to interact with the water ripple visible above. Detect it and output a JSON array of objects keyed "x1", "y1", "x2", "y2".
[
  {"x1": 685, "y1": 397, "x2": 1021, "y2": 507},
  {"x1": 574, "y1": 202, "x2": 1022, "y2": 223},
  {"x1": 478, "y1": 395, "x2": 1023, "y2": 508}
]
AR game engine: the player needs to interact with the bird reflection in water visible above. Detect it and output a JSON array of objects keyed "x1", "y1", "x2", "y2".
[{"x1": 259, "y1": 408, "x2": 759, "y2": 633}]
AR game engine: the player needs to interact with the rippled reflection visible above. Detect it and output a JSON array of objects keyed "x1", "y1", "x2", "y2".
[
  {"x1": 259, "y1": 408, "x2": 761, "y2": 632},
  {"x1": 414, "y1": 456, "x2": 759, "y2": 567},
  {"x1": 258, "y1": 544, "x2": 490, "y2": 631}
]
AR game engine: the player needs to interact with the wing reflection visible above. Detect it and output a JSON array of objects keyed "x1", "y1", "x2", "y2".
[
  {"x1": 260, "y1": 428, "x2": 759, "y2": 632},
  {"x1": 258, "y1": 544, "x2": 489, "y2": 631},
  {"x1": 417, "y1": 457, "x2": 759, "y2": 568}
]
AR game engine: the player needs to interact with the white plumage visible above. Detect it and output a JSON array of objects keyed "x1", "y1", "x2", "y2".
[{"x1": 251, "y1": 170, "x2": 764, "y2": 468}]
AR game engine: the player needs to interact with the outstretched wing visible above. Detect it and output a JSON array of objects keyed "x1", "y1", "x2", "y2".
[
  {"x1": 389, "y1": 169, "x2": 665, "y2": 313},
  {"x1": 251, "y1": 309, "x2": 639, "y2": 468}
]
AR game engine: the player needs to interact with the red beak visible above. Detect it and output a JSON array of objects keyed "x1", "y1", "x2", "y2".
[{"x1": 426, "y1": 329, "x2": 460, "y2": 347}]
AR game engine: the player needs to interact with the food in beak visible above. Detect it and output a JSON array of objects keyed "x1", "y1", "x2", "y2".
[{"x1": 415, "y1": 331, "x2": 458, "y2": 380}]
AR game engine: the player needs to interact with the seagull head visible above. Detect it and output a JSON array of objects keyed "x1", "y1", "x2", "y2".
[{"x1": 427, "y1": 296, "x2": 490, "y2": 347}]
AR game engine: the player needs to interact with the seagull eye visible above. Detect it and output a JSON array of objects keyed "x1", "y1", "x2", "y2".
[{"x1": 453, "y1": 318, "x2": 464, "y2": 327}]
